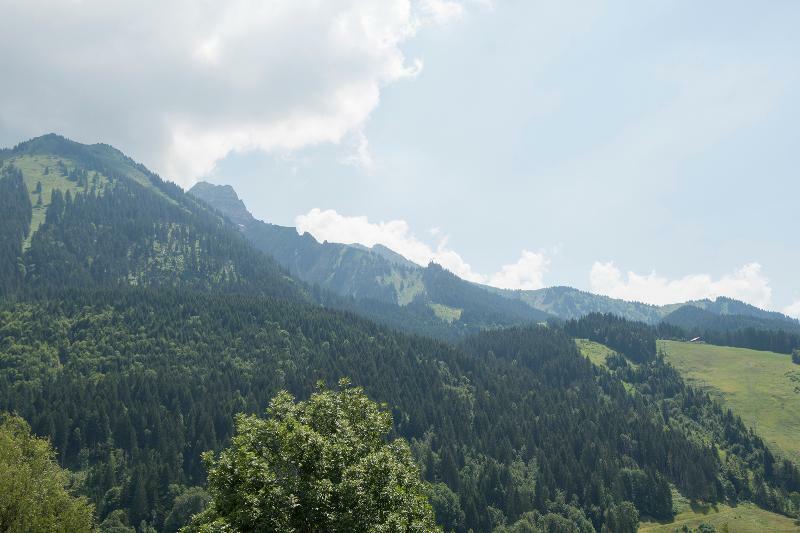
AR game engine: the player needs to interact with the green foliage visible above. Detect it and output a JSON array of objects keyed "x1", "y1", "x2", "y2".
[
  {"x1": 0, "y1": 413, "x2": 94, "y2": 532},
  {"x1": 163, "y1": 487, "x2": 211, "y2": 533},
  {"x1": 426, "y1": 482, "x2": 464, "y2": 532},
  {"x1": 493, "y1": 492, "x2": 595, "y2": 533},
  {"x1": 98, "y1": 510, "x2": 136, "y2": 532},
  {"x1": 185, "y1": 381, "x2": 439, "y2": 532},
  {"x1": 601, "y1": 501, "x2": 639, "y2": 533},
  {"x1": 660, "y1": 305, "x2": 800, "y2": 353},
  {"x1": 564, "y1": 312, "x2": 657, "y2": 363},
  {"x1": 24, "y1": 178, "x2": 302, "y2": 300},
  {"x1": 0, "y1": 166, "x2": 31, "y2": 293},
  {"x1": 2, "y1": 289, "x2": 798, "y2": 530},
  {"x1": 792, "y1": 349, "x2": 799, "y2": 365}
]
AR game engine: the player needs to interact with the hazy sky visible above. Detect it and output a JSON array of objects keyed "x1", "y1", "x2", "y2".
[{"x1": 1, "y1": 1, "x2": 798, "y2": 315}]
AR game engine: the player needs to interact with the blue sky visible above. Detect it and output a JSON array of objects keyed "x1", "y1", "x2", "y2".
[
  {"x1": 211, "y1": 2, "x2": 800, "y2": 313},
  {"x1": 1, "y1": 1, "x2": 798, "y2": 313}
]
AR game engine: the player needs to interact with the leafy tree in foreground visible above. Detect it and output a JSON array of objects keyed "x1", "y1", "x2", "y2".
[
  {"x1": 0, "y1": 413, "x2": 94, "y2": 532},
  {"x1": 185, "y1": 379, "x2": 439, "y2": 532}
]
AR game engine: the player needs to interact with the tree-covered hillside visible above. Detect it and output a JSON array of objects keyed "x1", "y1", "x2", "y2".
[
  {"x1": 0, "y1": 135, "x2": 303, "y2": 301},
  {"x1": 0, "y1": 292, "x2": 798, "y2": 531},
  {"x1": 661, "y1": 305, "x2": 800, "y2": 353}
]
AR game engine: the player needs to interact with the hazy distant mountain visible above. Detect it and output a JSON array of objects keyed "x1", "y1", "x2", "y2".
[
  {"x1": 491, "y1": 286, "x2": 800, "y2": 332},
  {"x1": 661, "y1": 304, "x2": 800, "y2": 335},
  {"x1": 190, "y1": 181, "x2": 800, "y2": 338},
  {"x1": 190, "y1": 181, "x2": 552, "y2": 328},
  {"x1": 684, "y1": 296, "x2": 798, "y2": 324},
  {"x1": 490, "y1": 285, "x2": 669, "y2": 323}
]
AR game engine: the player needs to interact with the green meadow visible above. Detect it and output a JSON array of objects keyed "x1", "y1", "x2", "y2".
[
  {"x1": 2, "y1": 155, "x2": 109, "y2": 247},
  {"x1": 659, "y1": 340, "x2": 800, "y2": 466},
  {"x1": 640, "y1": 500, "x2": 800, "y2": 532},
  {"x1": 576, "y1": 338, "x2": 617, "y2": 367}
]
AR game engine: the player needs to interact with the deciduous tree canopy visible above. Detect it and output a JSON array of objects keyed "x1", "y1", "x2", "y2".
[{"x1": 185, "y1": 381, "x2": 438, "y2": 532}]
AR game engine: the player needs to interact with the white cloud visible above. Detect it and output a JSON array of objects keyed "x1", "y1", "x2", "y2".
[
  {"x1": 784, "y1": 301, "x2": 800, "y2": 320},
  {"x1": 590, "y1": 261, "x2": 773, "y2": 308},
  {"x1": 295, "y1": 208, "x2": 548, "y2": 289},
  {"x1": 489, "y1": 251, "x2": 549, "y2": 290},
  {"x1": 0, "y1": 0, "x2": 476, "y2": 185},
  {"x1": 416, "y1": 0, "x2": 464, "y2": 25}
]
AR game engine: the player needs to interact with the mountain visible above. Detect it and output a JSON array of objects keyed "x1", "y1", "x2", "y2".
[
  {"x1": 492, "y1": 285, "x2": 668, "y2": 323},
  {"x1": 684, "y1": 295, "x2": 799, "y2": 324},
  {"x1": 189, "y1": 181, "x2": 552, "y2": 331},
  {"x1": 190, "y1": 181, "x2": 800, "y2": 344},
  {"x1": 0, "y1": 134, "x2": 303, "y2": 300},
  {"x1": 2, "y1": 135, "x2": 799, "y2": 531},
  {"x1": 663, "y1": 304, "x2": 800, "y2": 335},
  {"x1": 494, "y1": 286, "x2": 800, "y2": 329}
]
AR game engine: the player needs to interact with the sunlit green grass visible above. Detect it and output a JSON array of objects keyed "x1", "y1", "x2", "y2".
[
  {"x1": 659, "y1": 340, "x2": 800, "y2": 465},
  {"x1": 575, "y1": 338, "x2": 616, "y2": 367},
  {"x1": 639, "y1": 500, "x2": 800, "y2": 532},
  {"x1": 2, "y1": 155, "x2": 109, "y2": 247},
  {"x1": 428, "y1": 302, "x2": 462, "y2": 323},
  {"x1": 576, "y1": 340, "x2": 800, "y2": 531},
  {"x1": 381, "y1": 270, "x2": 425, "y2": 306}
]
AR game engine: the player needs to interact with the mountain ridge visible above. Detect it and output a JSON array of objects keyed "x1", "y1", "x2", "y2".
[
  {"x1": 189, "y1": 181, "x2": 553, "y2": 332},
  {"x1": 190, "y1": 180, "x2": 800, "y2": 333}
]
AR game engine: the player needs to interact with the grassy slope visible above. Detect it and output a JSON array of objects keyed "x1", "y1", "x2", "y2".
[
  {"x1": 428, "y1": 303, "x2": 463, "y2": 323},
  {"x1": 381, "y1": 269, "x2": 426, "y2": 306},
  {"x1": 640, "y1": 500, "x2": 800, "y2": 532},
  {"x1": 1, "y1": 155, "x2": 111, "y2": 247},
  {"x1": 575, "y1": 339, "x2": 638, "y2": 394},
  {"x1": 659, "y1": 340, "x2": 800, "y2": 465},
  {"x1": 577, "y1": 339, "x2": 800, "y2": 532},
  {"x1": 575, "y1": 338, "x2": 616, "y2": 367}
]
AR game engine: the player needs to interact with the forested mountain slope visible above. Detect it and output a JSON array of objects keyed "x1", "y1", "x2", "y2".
[
  {"x1": 0, "y1": 135, "x2": 302, "y2": 300},
  {"x1": 1, "y1": 292, "x2": 798, "y2": 531},
  {"x1": 661, "y1": 305, "x2": 800, "y2": 353}
]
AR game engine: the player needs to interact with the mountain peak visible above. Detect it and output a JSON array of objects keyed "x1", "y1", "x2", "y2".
[
  {"x1": 189, "y1": 181, "x2": 254, "y2": 227},
  {"x1": 9, "y1": 133, "x2": 123, "y2": 159}
]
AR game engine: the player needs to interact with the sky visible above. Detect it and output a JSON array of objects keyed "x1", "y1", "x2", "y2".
[{"x1": 1, "y1": 1, "x2": 798, "y2": 315}]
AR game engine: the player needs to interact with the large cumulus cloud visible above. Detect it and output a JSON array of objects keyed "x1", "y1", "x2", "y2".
[{"x1": 0, "y1": 0, "x2": 466, "y2": 184}]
